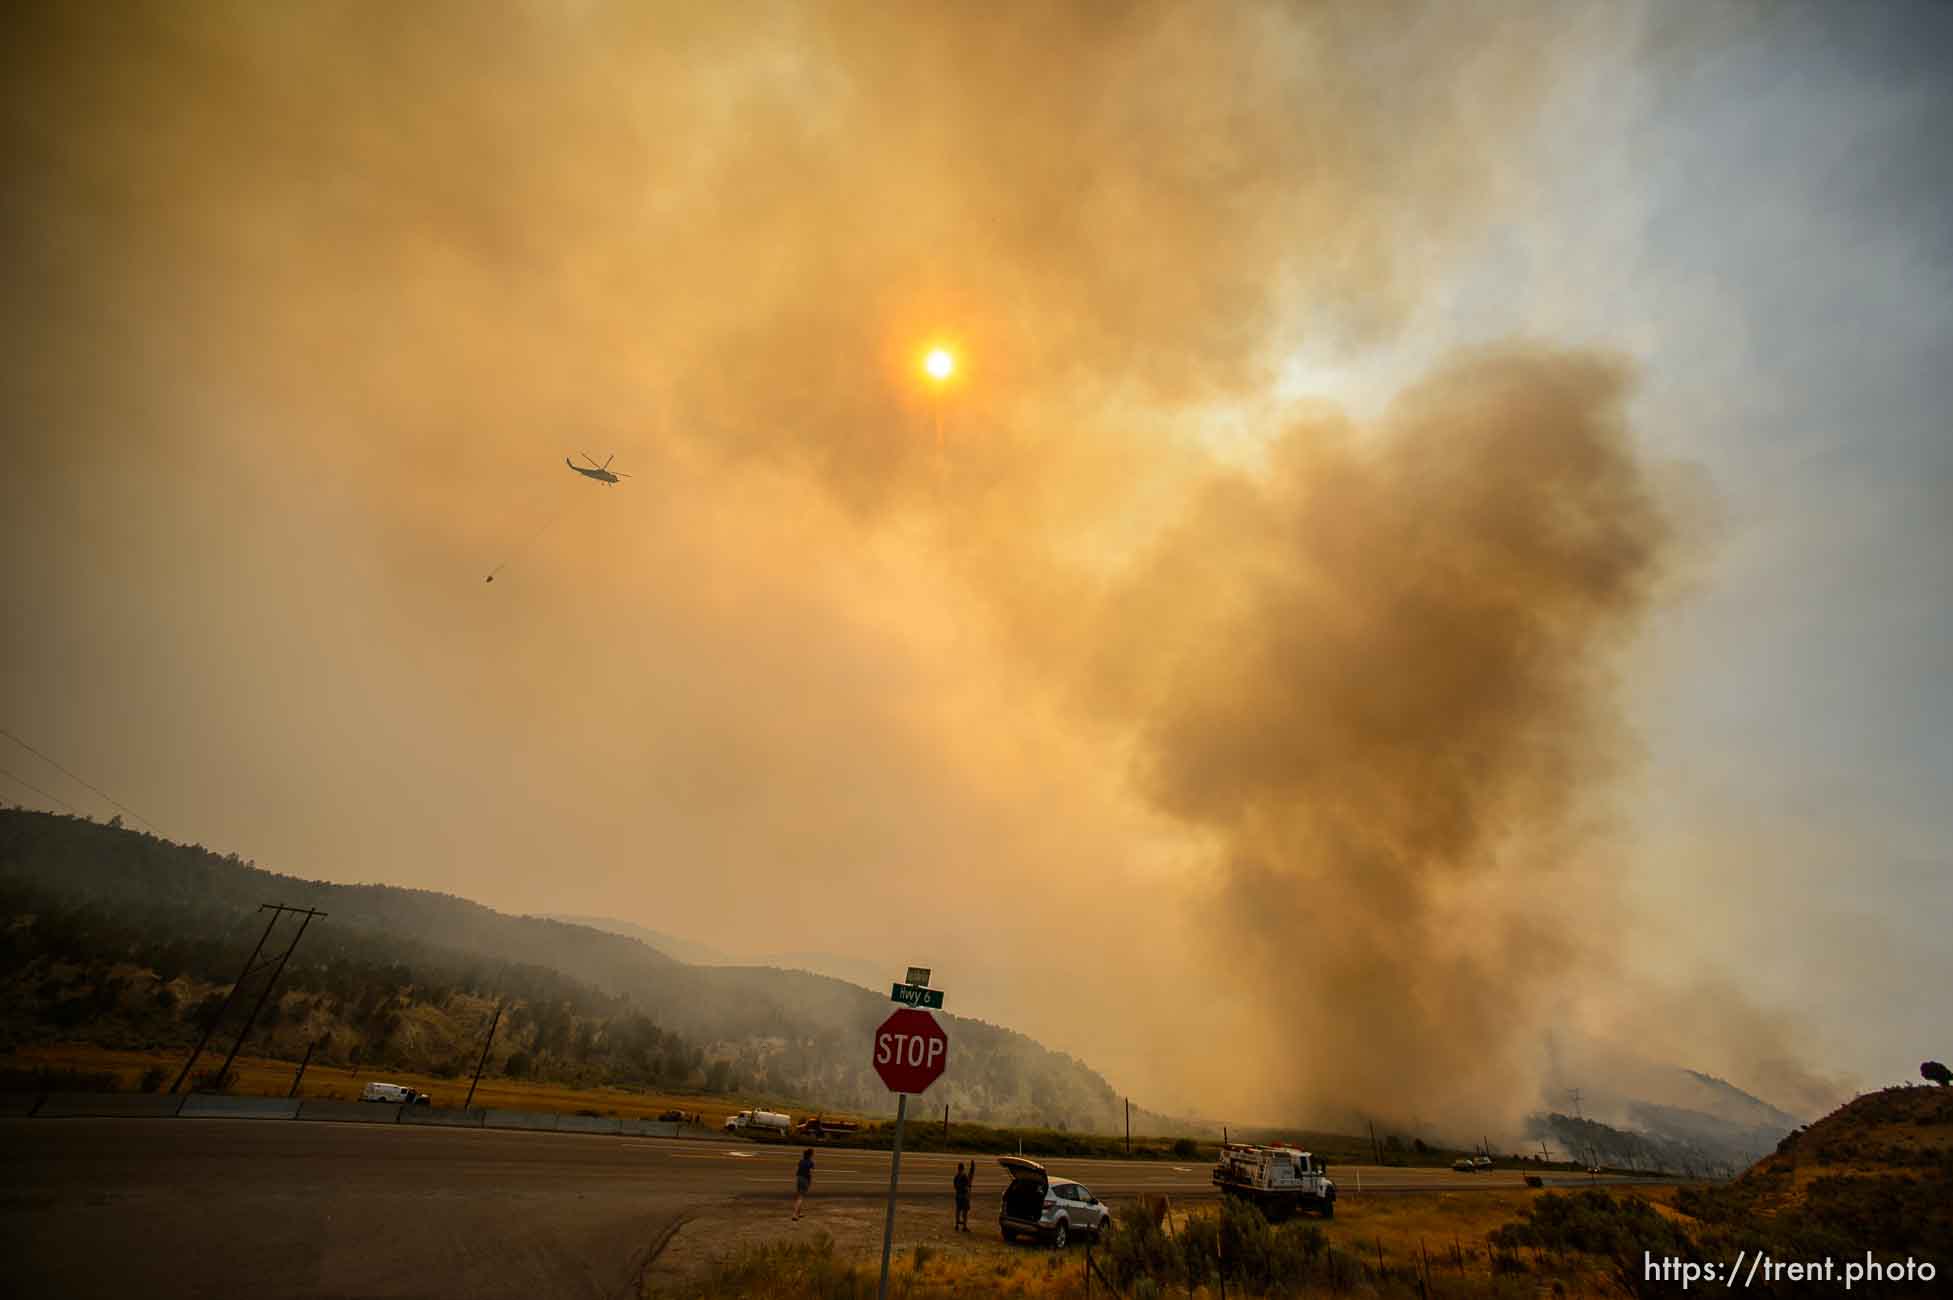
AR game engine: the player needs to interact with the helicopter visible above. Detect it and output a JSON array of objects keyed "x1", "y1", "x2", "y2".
[{"x1": 565, "y1": 451, "x2": 631, "y2": 485}]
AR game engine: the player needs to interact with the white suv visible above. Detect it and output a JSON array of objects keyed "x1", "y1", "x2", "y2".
[{"x1": 997, "y1": 1156, "x2": 1112, "y2": 1248}]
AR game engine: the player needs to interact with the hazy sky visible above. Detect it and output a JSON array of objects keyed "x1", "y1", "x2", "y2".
[{"x1": 3, "y1": 1, "x2": 1947, "y2": 1131}]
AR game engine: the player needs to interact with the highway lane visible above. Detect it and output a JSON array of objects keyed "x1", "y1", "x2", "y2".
[
  {"x1": 677, "y1": 1141, "x2": 1610, "y2": 1198},
  {"x1": 5, "y1": 1119, "x2": 698, "y2": 1300},
  {"x1": 2, "y1": 1119, "x2": 1624, "y2": 1298}
]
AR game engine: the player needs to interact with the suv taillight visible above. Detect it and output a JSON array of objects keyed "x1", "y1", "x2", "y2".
[{"x1": 1043, "y1": 1197, "x2": 1056, "y2": 1209}]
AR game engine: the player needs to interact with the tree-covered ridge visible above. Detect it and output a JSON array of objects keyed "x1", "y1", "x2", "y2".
[
  {"x1": 0, "y1": 809, "x2": 1133, "y2": 1127},
  {"x1": 0, "y1": 872, "x2": 711, "y2": 1089}
]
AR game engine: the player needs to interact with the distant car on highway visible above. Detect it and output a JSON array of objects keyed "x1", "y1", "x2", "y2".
[
  {"x1": 1452, "y1": 1157, "x2": 1478, "y2": 1172},
  {"x1": 1472, "y1": 1155, "x2": 1492, "y2": 1170},
  {"x1": 360, "y1": 1082, "x2": 430, "y2": 1105},
  {"x1": 657, "y1": 1109, "x2": 689, "y2": 1123},
  {"x1": 997, "y1": 1156, "x2": 1111, "y2": 1248}
]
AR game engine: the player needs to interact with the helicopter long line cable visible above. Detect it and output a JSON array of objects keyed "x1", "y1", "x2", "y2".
[
  {"x1": 484, "y1": 498, "x2": 577, "y2": 584},
  {"x1": 0, "y1": 763, "x2": 81, "y2": 815},
  {"x1": 0, "y1": 728, "x2": 159, "y2": 831}
]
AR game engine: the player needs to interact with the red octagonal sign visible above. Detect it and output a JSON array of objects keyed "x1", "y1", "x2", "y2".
[{"x1": 873, "y1": 1007, "x2": 948, "y2": 1095}]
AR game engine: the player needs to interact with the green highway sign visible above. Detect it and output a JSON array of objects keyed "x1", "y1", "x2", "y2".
[{"x1": 890, "y1": 982, "x2": 944, "y2": 1009}]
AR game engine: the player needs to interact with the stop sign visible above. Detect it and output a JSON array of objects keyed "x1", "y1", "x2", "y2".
[{"x1": 872, "y1": 1007, "x2": 949, "y2": 1094}]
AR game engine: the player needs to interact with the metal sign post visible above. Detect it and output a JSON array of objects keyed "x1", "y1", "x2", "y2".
[
  {"x1": 877, "y1": 1092, "x2": 908, "y2": 1300},
  {"x1": 874, "y1": 971, "x2": 947, "y2": 1300}
]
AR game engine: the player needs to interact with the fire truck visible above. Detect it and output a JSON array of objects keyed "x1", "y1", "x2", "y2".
[{"x1": 1211, "y1": 1143, "x2": 1337, "y2": 1218}]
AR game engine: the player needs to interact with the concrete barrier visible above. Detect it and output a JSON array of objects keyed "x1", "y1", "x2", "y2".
[
  {"x1": 179, "y1": 1095, "x2": 302, "y2": 1120},
  {"x1": 35, "y1": 1093, "x2": 186, "y2": 1119},
  {"x1": 11, "y1": 1091, "x2": 747, "y2": 1154},
  {"x1": 400, "y1": 1106, "x2": 486, "y2": 1128},
  {"x1": 483, "y1": 1109, "x2": 559, "y2": 1132},
  {"x1": 556, "y1": 1114, "x2": 623, "y2": 1136},
  {"x1": 297, "y1": 1099, "x2": 401, "y2": 1124}
]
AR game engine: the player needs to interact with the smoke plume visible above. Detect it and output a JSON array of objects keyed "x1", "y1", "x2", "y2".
[
  {"x1": 1085, "y1": 348, "x2": 1671, "y2": 1127},
  {"x1": 0, "y1": 1, "x2": 1826, "y2": 1128}
]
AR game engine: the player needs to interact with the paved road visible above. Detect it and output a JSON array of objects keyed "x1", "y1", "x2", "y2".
[
  {"x1": 5, "y1": 1120, "x2": 694, "y2": 1300},
  {"x1": 2, "y1": 1119, "x2": 1622, "y2": 1299}
]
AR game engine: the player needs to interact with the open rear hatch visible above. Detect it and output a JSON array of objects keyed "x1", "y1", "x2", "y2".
[{"x1": 998, "y1": 1156, "x2": 1049, "y2": 1221}]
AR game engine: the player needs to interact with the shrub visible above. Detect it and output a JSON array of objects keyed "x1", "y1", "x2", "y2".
[
  {"x1": 1101, "y1": 1204, "x2": 1183, "y2": 1289},
  {"x1": 1105, "y1": 1196, "x2": 1334, "y2": 1294},
  {"x1": 681, "y1": 1233, "x2": 864, "y2": 1299},
  {"x1": 1171, "y1": 1137, "x2": 1199, "y2": 1158},
  {"x1": 1493, "y1": 1190, "x2": 1703, "y2": 1299}
]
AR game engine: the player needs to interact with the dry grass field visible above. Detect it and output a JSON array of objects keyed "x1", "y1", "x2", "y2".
[
  {"x1": 643, "y1": 1187, "x2": 1658, "y2": 1299},
  {"x1": 0, "y1": 1042, "x2": 845, "y2": 1127}
]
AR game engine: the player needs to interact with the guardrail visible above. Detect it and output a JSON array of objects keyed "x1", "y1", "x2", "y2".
[{"x1": 6, "y1": 1093, "x2": 712, "y2": 1141}]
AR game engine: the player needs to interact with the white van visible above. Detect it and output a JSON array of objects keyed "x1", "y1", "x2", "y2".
[{"x1": 361, "y1": 1081, "x2": 427, "y2": 1104}]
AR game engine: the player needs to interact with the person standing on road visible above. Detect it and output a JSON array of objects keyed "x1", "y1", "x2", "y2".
[
  {"x1": 953, "y1": 1161, "x2": 971, "y2": 1231},
  {"x1": 793, "y1": 1148, "x2": 814, "y2": 1221}
]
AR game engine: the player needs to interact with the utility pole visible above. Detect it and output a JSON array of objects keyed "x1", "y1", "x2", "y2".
[
  {"x1": 1125, "y1": 1097, "x2": 1131, "y2": 1156},
  {"x1": 943, "y1": 1102, "x2": 948, "y2": 1142},
  {"x1": 1568, "y1": 1088, "x2": 1583, "y2": 1120},
  {"x1": 171, "y1": 906, "x2": 283, "y2": 1094},
  {"x1": 211, "y1": 906, "x2": 324, "y2": 1091},
  {"x1": 464, "y1": 1000, "x2": 505, "y2": 1110},
  {"x1": 287, "y1": 1038, "x2": 318, "y2": 1098},
  {"x1": 1369, "y1": 1119, "x2": 1382, "y2": 1165}
]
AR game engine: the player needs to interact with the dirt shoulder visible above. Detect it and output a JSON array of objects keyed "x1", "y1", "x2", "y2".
[{"x1": 646, "y1": 1193, "x2": 1028, "y2": 1289}]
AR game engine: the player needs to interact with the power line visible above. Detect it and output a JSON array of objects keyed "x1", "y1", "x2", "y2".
[
  {"x1": 0, "y1": 728, "x2": 159, "y2": 831},
  {"x1": 0, "y1": 764, "x2": 81, "y2": 814},
  {"x1": 171, "y1": 904, "x2": 327, "y2": 1094}
]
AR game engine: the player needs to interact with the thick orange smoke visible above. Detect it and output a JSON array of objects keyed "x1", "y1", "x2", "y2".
[{"x1": 0, "y1": 1, "x2": 1829, "y2": 1130}]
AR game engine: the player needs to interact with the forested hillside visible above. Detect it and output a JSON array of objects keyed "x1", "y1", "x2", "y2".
[{"x1": 0, "y1": 810, "x2": 1131, "y2": 1127}]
